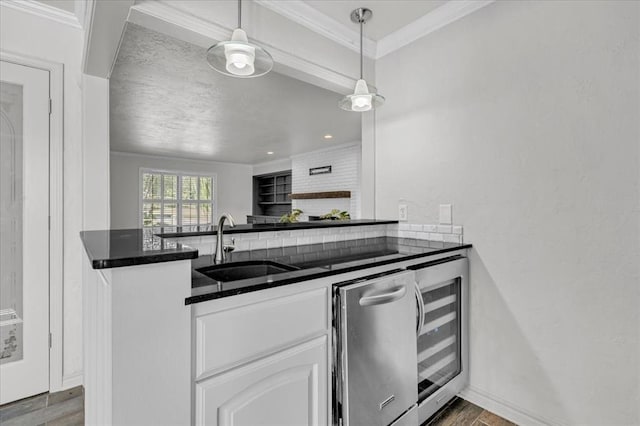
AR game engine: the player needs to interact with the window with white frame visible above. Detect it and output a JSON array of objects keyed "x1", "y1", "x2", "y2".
[{"x1": 141, "y1": 170, "x2": 215, "y2": 228}]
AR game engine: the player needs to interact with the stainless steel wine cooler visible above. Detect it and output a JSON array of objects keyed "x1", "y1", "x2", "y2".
[
  {"x1": 333, "y1": 255, "x2": 469, "y2": 426},
  {"x1": 409, "y1": 255, "x2": 469, "y2": 424}
]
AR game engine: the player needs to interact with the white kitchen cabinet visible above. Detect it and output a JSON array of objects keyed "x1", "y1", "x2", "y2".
[
  {"x1": 195, "y1": 287, "x2": 327, "y2": 378},
  {"x1": 193, "y1": 283, "x2": 331, "y2": 426},
  {"x1": 195, "y1": 336, "x2": 327, "y2": 426}
]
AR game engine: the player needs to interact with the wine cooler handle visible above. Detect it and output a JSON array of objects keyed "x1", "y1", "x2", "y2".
[{"x1": 414, "y1": 281, "x2": 424, "y2": 337}]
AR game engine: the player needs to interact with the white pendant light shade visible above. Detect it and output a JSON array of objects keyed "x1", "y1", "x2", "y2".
[
  {"x1": 207, "y1": 29, "x2": 273, "y2": 78},
  {"x1": 339, "y1": 79, "x2": 385, "y2": 112},
  {"x1": 339, "y1": 8, "x2": 384, "y2": 112},
  {"x1": 206, "y1": 1, "x2": 273, "y2": 78},
  {"x1": 224, "y1": 29, "x2": 255, "y2": 76}
]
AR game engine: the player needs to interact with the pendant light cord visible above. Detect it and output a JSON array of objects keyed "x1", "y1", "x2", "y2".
[
  {"x1": 238, "y1": 0, "x2": 242, "y2": 28},
  {"x1": 359, "y1": 14, "x2": 363, "y2": 79}
]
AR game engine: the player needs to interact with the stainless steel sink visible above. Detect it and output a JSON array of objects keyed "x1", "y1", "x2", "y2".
[{"x1": 196, "y1": 260, "x2": 299, "y2": 282}]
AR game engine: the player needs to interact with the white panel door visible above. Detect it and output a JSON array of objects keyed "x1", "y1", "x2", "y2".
[
  {"x1": 196, "y1": 336, "x2": 327, "y2": 426},
  {"x1": 0, "y1": 60, "x2": 50, "y2": 404}
]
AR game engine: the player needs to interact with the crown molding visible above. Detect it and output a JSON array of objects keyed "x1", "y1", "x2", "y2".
[
  {"x1": 376, "y1": 0, "x2": 495, "y2": 59},
  {"x1": 110, "y1": 150, "x2": 253, "y2": 167},
  {"x1": 255, "y1": 0, "x2": 493, "y2": 60},
  {"x1": 75, "y1": 0, "x2": 92, "y2": 30},
  {"x1": 0, "y1": 0, "x2": 82, "y2": 29},
  {"x1": 254, "y1": 0, "x2": 377, "y2": 59},
  {"x1": 81, "y1": 0, "x2": 95, "y2": 73},
  {"x1": 129, "y1": 1, "x2": 231, "y2": 46}
]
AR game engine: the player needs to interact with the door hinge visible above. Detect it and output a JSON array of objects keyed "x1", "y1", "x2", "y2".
[
  {"x1": 49, "y1": 332, "x2": 52, "y2": 348},
  {"x1": 48, "y1": 99, "x2": 52, "y2": 115}
]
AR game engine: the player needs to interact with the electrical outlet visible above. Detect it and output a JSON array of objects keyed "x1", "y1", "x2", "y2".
[
  {"x1": 439, "y1": 204, "x2": 452, "y2": 224},
  {"x1": 398, "y1": 204, "x2": 408, "y2": 221}
]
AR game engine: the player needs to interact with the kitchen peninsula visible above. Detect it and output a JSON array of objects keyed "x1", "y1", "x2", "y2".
[{"x1": 81, "y1": 220, "x2": 471, "y2": 425}]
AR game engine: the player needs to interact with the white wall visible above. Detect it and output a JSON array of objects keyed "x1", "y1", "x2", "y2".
[
  {"x1": 253, "y1": 158, "x2": 292, "y2": 176},
  {"x1": 1, "y1": 5, "x2": 85, "y2": 388},
  {"x1": 360, "y1": 113, "x2": 375, "y2": 219},
  {"x1": 291, "y1": 143, "x2": 361, "y2": 219},
  {"x1": 375, "y1": 1, "x2": 639, "y2": 425},
  {"x1": 110, "y1": 152, "x2": 253, "y2": 228},
  {"x1": 82, "y1": 75, "x2": 110, "y2": 230}
]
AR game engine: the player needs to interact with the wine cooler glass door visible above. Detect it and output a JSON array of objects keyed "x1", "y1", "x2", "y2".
[{"x1": 411, "y1": 256, "x2": 468, "y2": 402}]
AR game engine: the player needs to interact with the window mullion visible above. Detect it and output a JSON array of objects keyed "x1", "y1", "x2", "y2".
[
  {"x1": 160, "y1": 173, "x2": 164, "y2": 228},
  {"x1": 177, "y1": 175, "x2": 182, "y2": 226},
  {"x1": 196, "y1": 176, "x2": 201, "y2": 225}
]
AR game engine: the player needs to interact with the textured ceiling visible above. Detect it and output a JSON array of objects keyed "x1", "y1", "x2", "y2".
[
  {"x1": 303, "y1": 0, "x2": 448, "y2": 41},
  {"x1": 110, "y1": 23, "x2": 361, "y2": 164}
]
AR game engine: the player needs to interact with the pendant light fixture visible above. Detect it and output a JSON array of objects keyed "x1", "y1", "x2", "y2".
[
  {"x1": 206, "y1": 0, "x2": 274, "y2": 78},
  {"x1": 339, "y1": 8, "x2": 384, "y2": 112}
]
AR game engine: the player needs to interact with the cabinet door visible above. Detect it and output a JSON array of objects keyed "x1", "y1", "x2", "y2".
[{"x1": 196, "y1": 336, "x2": 327, "y2": 426}]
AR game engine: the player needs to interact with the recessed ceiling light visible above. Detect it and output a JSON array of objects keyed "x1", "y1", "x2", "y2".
[
  {"x1": 267, "y1": 151, "x2": 274, "y2": 155},
  {"x1": 323, "y1": 134, "x2": 333, "y2": 140}
]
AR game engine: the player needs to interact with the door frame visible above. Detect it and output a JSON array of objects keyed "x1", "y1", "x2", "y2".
[{"x1": 0, "y1": 50, "x2": 65, "y2": 393}]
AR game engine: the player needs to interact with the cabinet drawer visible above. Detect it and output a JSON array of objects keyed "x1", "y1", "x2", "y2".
[
  {"x1": 195, "y1": 336, "x2": 327, "y2": 426},
  {"x1": 195, "y1": 287, "x2": 327, "y2": 378}
]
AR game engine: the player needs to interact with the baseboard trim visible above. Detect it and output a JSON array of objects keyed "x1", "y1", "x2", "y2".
[
  {"x1": 459, "y1": 386, "x2": 564, "y2": 426},
  {"x1": 61, "y1": 372, "x2": 83, "y2": 391}
]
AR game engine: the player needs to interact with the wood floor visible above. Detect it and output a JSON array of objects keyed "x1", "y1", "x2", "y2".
[
  {"x1": 424, "y1": 397, "x2": 517, "y2": 426},
  {"x1": 0, "y1": 388, "x2": 512, "y2": 426},
  {"x1": 0, "y1": 386, "x2": 84, "y2": 426}
]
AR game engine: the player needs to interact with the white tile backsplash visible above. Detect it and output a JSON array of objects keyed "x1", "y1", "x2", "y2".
[
  {"x1": 429, "y1": 233, "x2": 445, "y2": 242},
  {"x1": 443, "y1": 234, "x2": 461, "y2": 243},
  {"x1": 437, "y1": 225, "x2": 453, "y2": 234},
  {"x1": 397, "y1": 222, "x2": 464, "y2": 244},
  {"x1": 323, "y1": 234, "x2": 337, "y2": 243},
  {"x1": 423, "y1": 224, "x2": 438, "y2": 233},
  {"x1": 172, "y1": 222, "x2": 464, "y2": 255},
  {"x1": 249, "y1": 239, "x2": 267, "y2": 250}
]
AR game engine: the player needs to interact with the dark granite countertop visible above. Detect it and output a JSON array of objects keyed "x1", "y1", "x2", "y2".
[
  {"x1": 81, "y1": 229, "x2": 198, "y2": 269},
  {"x1": 187, "y1": 237, "x2": 471, "y2": 305},
  {"x1": 156, "y1": 219, "x2": 398, "y2": 238}
]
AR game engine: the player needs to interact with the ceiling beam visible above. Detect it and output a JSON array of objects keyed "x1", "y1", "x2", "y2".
[
  {"x1": 82, "y1": 0, "x2": 134, "y2": 78},
  {"x1": 128, "y1": 0, "x2": 359, "y2": 94}
]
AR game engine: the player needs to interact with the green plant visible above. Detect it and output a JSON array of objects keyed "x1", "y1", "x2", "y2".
[
  {"x1": 319, "y1": 209, "x2": 350, "y2": 220},
  {"x1": 280, "y1": 209, "x2": 303, "y2": 223}
]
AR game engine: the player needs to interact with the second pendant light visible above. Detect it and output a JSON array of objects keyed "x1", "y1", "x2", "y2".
[{"x1": 339, "y1": 8, "x2": 385, "y2": 112}]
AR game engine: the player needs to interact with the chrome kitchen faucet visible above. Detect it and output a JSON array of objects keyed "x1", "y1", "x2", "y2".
[{"x1": 214, "y1": 213, "x2": 236, "y2": 264}]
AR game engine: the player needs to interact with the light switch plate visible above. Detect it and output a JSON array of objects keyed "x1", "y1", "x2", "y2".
[
  {"x1": 398, "y1": 204, "x2": 408, "y2": 221},
  {"x1": 439, "y1": 204, "x2": 452, "y2": 224}
]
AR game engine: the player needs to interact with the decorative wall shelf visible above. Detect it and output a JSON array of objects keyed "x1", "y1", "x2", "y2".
[{"x1": 289, "y1": 191, "x2": 351, "y2": 200}]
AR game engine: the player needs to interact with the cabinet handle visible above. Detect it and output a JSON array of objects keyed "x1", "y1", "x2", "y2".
[
  {"x1": 359, "y1": 286, "x2": 407, "y2": 306},
  {"x1": 414, "y1": 282, "x2": 424, "y2": 337}
]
